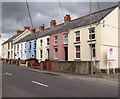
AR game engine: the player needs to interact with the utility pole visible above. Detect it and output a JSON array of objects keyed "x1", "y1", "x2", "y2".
[{"x1": 90, "y1": 0, "x2": 93, "y2": 75}]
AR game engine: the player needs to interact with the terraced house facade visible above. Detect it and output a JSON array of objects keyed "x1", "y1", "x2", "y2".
[{"x1": 1, "y1": 5, "x2": 120, "y2": 72}]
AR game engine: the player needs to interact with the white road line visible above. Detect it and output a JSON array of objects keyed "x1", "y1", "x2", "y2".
[
  {"x1": 32, "y1": 81, "x2": 48, "y2": 87},
  {"x1": 5, "y1": 72, "x2": 12, "y2": 76}
]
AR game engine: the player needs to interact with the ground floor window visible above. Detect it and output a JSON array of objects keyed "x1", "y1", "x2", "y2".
[
  {"x1": 92, "y1": 44, "x2": 95, "y2": 57},
  {"x1": 34, "y1": 50, "x2": 36, "y2": 57},
  {"x1": 54, "y1": 48, "x2": 58, "y2": 59},
  {"x1": 75, "y1": 46, "x2": 80, "y2": 58},
  {"x1": 40, "y1": 50, "x2": 43, "y2": 58}
]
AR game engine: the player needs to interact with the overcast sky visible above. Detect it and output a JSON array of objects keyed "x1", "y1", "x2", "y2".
[{"x1": 1, "y1": 2, "x2": 118, "y2": 40}]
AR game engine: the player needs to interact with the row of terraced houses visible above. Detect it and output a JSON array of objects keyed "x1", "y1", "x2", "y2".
[{"x1": 1, "y1": 5, "x2": 120, "y2": 73}]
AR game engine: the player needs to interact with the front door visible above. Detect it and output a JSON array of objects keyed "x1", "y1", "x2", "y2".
[{"x1": 64, "y1": 47, "x2": 68, "y2": 61}]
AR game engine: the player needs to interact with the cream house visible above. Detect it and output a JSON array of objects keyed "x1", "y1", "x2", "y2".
[
  {"x1": 36, "y1": 36, "x2": 50, "y2": 62},
  {"x1": 68, "y1": 5, "x2": 119, "y2": 71}
]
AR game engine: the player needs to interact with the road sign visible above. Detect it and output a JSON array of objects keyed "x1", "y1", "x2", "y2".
[{"x1": 107, "y1": 46, "x2": 115, "y2": 62}]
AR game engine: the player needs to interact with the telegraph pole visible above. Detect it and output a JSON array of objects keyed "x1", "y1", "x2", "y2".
[{"x1": 90, "y1": 0, "x2": 93, "y2": 75}]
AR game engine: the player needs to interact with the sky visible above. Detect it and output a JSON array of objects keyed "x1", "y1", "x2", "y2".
[{"x1": 1, "y1": 1, "x2": 118, "y2": 41}]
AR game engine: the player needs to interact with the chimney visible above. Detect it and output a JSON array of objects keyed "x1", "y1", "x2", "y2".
[
  {"x1": 0, "y1": 34, "x2": 1, "y2": 38},
  {"x1": 39, "y1": 24, "x2": 45, "y2": 31},
  {"x1": 17, "y1": 30, "x2": 23, "y2": 34},
  {"x1": 31, "y1": 28, "x2": 36, "y2": 33},
  {"x1": 64, "y1": 14, "x2": 71, "y2": 23},
  {"x1": 50, "y1": 20, "x2": 56, "y2": 27},
  {"x1": 24, "y1": 26, "x2": 30, "y2": 31}
]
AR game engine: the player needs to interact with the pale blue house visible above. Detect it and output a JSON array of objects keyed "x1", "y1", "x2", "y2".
[{"x1": 26, "y1": 39, "x2": 36, "y2": 59}]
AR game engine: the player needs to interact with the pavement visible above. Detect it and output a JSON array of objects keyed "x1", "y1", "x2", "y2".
[{"x1": 2, "y1": 63, "x2": 119, "y2": 97}]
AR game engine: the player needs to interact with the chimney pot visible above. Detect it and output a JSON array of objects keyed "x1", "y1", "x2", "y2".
[
  {"x1": 50, "y1": 20, "x2": 56, "y2": 27},
  {"x1": 31, "y1": 28, "x2": 36, "y2": 33},
  {"x1": 24, "y1": 26, "x2": 30, "y2": 31},
  {"x1": 17, "y1": 30, "x2": 23, "y2": 34},
  {"x1": 64, "y1": 14, "x2": 71, "y2": 23},
  {"x1": 39, "y1": 24, "x2": 45, "y2": 31}
]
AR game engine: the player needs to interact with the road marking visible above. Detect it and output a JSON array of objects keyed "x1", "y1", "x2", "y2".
[
  {"x1": 32, "y1": 81, "x2": 48, "y2": 87},
  {"x1": 5, "y1": 72, "x2": 12, "y2": 76}
]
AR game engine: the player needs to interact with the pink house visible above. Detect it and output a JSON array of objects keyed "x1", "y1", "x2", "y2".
[
  {"x1": 49, "y1": 15, "x2": 71, "y2": 61},
  {"x1": 50, "y1": 31, "x2": 68, "y2": 61}
]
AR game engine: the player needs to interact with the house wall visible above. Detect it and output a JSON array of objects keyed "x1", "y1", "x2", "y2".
[
  {"x1": 0, "y1": 38, "x2": 4, "y2": 58},
  {"x1": 100, "y1": 7, "x2": 119, "y2": 69},
  {"x1": 26, "y1": 39, "x2": 36, "y2": 59},
  {"x1": 36, "y1": 36, "x2": 50, "y2": 62},
  {"x1": 2, "y1": 43, "x2": 8, "y2": 58},
  {"x1": 68, "y1": 24, "x2": 101, "y2": 62},
  {"x1": 13, "y1": 42, "x2": 26, "y2": 60},
  {"x1": 50, "y1": 31, "x2": 68, "y2": 61},
  {"x1": 13, "y1": 30, "x2": 31, "y2": 44}
]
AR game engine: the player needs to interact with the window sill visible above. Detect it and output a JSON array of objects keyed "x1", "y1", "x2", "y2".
[
  {"x1": 74, "y1": 41, "x2": 81, "y2": 44},
  {"x1": 53, "y1": 45, "x2": 58, "y2": 47},
  {"x1": 74, "y1": 58, "x2": 81, "y2": 61},
  {"x1": 87, "y1": 39, "x2": 96, "y2": 42}
]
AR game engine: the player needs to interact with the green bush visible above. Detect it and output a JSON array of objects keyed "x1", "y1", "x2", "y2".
[
  {"x1": 26, "y1": 58, "x2": 39, "y2": 64},
  {"x1": 45, "y1": 59, "x2": 50, "y2": 61}
]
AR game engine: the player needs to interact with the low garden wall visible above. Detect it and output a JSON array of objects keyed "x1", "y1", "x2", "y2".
[{"x1": 52, "y1": 61, "x2": 91, "y2": 75}]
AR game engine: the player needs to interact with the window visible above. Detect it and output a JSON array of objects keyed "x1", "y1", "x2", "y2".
[
  {"x1": 75, "y1": 46, "x2": 80, "y2": 58},
  {"x1": 47, "y1": 38, "x2": 49, "y2": 45},
  {"x1": 54, "y1": 36, "x2": 58, "y2": 45},
  {"x1": 92, "y1": 44, "x2": 96, "y2": 57},
  {"x1": 14, "y1": 45, "x2": 16, "y2": 52},
  {"x1": 54, "y1": 48, "x2": 58, "y2": 59},
  {"x1": 88, "y1": 27, "x2": 95, "y2": 40},
  {"x1": 63, "y1": 34, "x2": 68, "y2": 44},
  {"x1": 29, "y1": 42, "x2": 31, "y2": 49},
  {"x1": 75, "y1": 31, "x2": 80, "y2": 42},
  {"x1": 34, "y1": 40, "x2": 36, "y2": 48},
  {"x1": 21, "y1": 44, "x2": 23, "y2": 49},
  {"x1": 11, "y1": 42, "x2": 13, "y2": 49},
  {"x1": 17, "y1": 45, "x2": 19, "y2": 52},
  {"x1": 40, "y1": 50, "x2": 43, "y2": 58},
  {"x1": 40, "y1": 40, "x2": 43, "y2": 47},
  {"x1": 8, "y1": 42, "x2": 10, "y2": 49},
  {"x1": 34, "y1": 50, "x2": 36, "y2": 57}
]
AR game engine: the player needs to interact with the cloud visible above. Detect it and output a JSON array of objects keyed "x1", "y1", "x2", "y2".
[{"x1": 1, "y1": 2, "x2": 118, "y2": 39}]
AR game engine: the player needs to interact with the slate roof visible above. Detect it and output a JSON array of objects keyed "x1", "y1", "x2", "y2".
[
  {"x1": 2, "y1": 33, "x2": 22, "y2": 45},
  {"x1": 10, "y1": 5, "x2": 118, "y2": 44}
]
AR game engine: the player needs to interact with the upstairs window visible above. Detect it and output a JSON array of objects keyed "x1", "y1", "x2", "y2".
[
  {"x1": 47, "y1": 38, "x2": 50, "y2": 45},
  {"x1": 17, "y1": 45, "x2": 19, "y2": 52},
  {"x1": 54, "y1": 36, "x2": 58, "y2": 45},
  {"x1": 29, "y1": 42, "x2": 31, "y2": 49},
  {"x1": 40, "y1": 40, "x2": 43, "y2": 47},
  {"x1": 34, "y1": 40, "x2": 36, "y2": 48},
  {"x1": 88, "y1": 27, "x2": 95, "y2": 40},
  {"x1": 75, "y1": 31, "x2": 80, "y2": 42},
  {"x1": 21, "y1": 44, "x2": 23, "y2": 49},
  {"x1": 63, "y1": 34, "x2": 68, "y2": 44},
  {"x1": 75, "y1": 46, "x2": 80, "y2": 58}
]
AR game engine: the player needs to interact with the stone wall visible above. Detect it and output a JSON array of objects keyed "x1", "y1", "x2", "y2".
[{"x1": 52, "y1": 61, "x2": 91, "y2": 75}]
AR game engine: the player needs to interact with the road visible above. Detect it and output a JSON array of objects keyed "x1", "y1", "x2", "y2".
[{"x1": 2, "y1": 63, "x2": 118, "y2": 97}]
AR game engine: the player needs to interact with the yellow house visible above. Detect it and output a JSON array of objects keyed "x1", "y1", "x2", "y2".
[
  {"x1": 2, "y1": 26, "x2": 32, "y2": 59},
  {"x1": 68, "y1": 5, "x2": 119, "y2": 71}
]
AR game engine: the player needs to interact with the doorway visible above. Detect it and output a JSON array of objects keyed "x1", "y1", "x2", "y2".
[{"x1": 64, "y1": 47, "x2": 68, "y2": 61}]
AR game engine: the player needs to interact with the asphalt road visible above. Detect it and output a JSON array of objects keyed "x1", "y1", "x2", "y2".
[{"x1": 2, "y1": 63, "x2": 118, "y2": 97}]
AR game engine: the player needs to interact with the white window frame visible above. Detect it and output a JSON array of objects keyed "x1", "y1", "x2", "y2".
[
  {"x1": 92, "y1": 44, "x2": 96, "y2": 57},
  {"x1": 63, "y1": 34, "x2": 68, "y2": 44},
  {"x1": 47, "y1": 38, "x2": 50, "y2": 45},
  {"x1": 40, "y1": 39, "x2": 43, "y2": 47},
  {"x1": 88, "y1": 27, "x2": 95, "y2": 40},
  {"x1": 75, "y1": 31, "x2": 80, "y2": 42},
  {"x1": 54, "y1": 48, "x2": 58, "y2": 59},
  {"x1": 75, "y1": 46, "x2": 80, "y2": 59},
  {"x1": 40, "y1": 50, "x2": 43, "y2": 59},
  {"x1": 54, "y1": 36, "x2": 58, "y2": 45}
]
